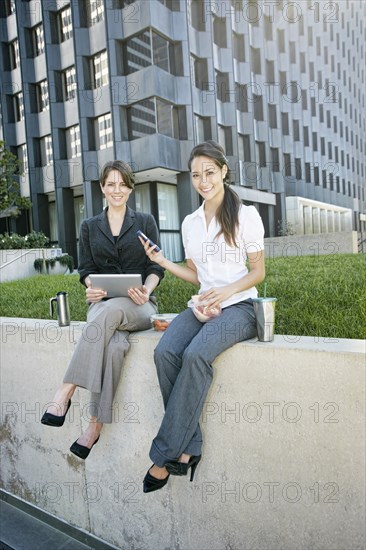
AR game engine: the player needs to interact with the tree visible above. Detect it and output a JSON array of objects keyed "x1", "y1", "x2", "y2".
[{"x1": 0, "y1": 140, "x2": 32, "y2": 219}]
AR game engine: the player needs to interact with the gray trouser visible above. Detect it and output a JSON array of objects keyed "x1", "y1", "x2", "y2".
[
  {"x1": 63, "y1": 297, "x2": 157, "y2": 423},
  {"x1": 150, "y1": 299, "x2": 257, "y2": 467}
]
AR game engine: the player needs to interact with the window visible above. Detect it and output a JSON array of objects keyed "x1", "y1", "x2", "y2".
[
  {"x1": 283, "y1": 153, "x2": 291, "y2": 177},
  {"x1": 300, "y1": 52, "x2": 305, "y2": 73},
  {"x1": 256, "y1": 142, "x2": 266, "y2": 168},
  {"x1": 328, "y1": 142, "x2": 332, "y2": 159},
  {"x1": 312, "y1": 132, "x2": 318, "y2": 151},
  {"x1": 238, "y1": 134, "x2": 251, "y2": 162},
  {"x1": 64, "y1": 66, "x2": 77, "y2": 100},
  {"x1": 271, "y1": 148, "x2": 280, "y2": 172},
  {"x1": 34, "y1": 24, "x2": 44, "y2": 56},
  {"x1": 264, "y1": 15, "x2": 272, "y2": 40},
  {"x1": 216, "y1": 71, "x2": 230, "y2": 102},
  {"x1": 277, "y1": 29, "x2": 285, "y2": 53},
  {"x1": 157, "y1": 183, "x2": 181, "y2": 262},
  {"x1": 97, "y1": 113, "x2": 113, "y2": 150},
  {"x1": 295, "y1": 158, "x2": 302, "y2": 179},
  {"x1": 269, "y1": 105, "x2": 277, "y2": 128},
  {"x1": 59, "y1": 6, "x2": 73, "y2": 42},
  {"x1": 321, "y1": 137, "x2": 325, "y2": 155},
  {"x1": 314, "y1": 166, "x2": 319, "y2": 185},
  {"x1": 279, "y1": 71, "x2": 286, "y2": 93},
  {"x1": 319, "y1": 105, "x2": 324, "y2": 123},
  {"x1": 253, "y1": 95, "x2": 263, "y2": 121},
  {"x1": 281, "y1": 112, "x2": 289, "y2": 135},
  {"x1": 191, "y1": 55, "x2": 209, "y2": 90},
  {"x1": 158, "y1": 0, "x2": 180, "y2": 10},
  {"x1": 301, "y1": 90, "x2": 308, "y2": 109},
  {"x1": 127, "y1": 98, "x2": 187, "y2": 140},
  {"x1": 289, "y1": 42, "x2": 296, "y2": 63},
  {"x1": 190, "y1": 0, "x2": 206, "y2": 31},
  {"x1": 31, "y1": 80, "x2": 49, "y2": 112},
  {"x1": 17, "y1": 143, "x2": 28, "y2": 174},
  {"x1": 305, "y1": 162, "x2": 311, "y2": 183},
  {"x1": 67, "y1": 125, "x2": 81, "y2": 158},
  {"x1": 311, "y1": 97, "x2": 316, "y2": 116},
  {"x1": 218, "y1": 126, "x2": 233, "y2": 156},
  {"x1": 123, "y1": 30, "x2": 183, "y2": 76},
  {"x1": 9, "y1": 39, "x2": 20, "y2": 69},
  {"x1": 41, "y1": 135, "x2": 53, "y2": 165},
  {"x1": 251, "y1": 47, "x2": 261, "y2": 74},
  {"x1": 303, "y1": 126, "x2": 309, "y2": 146},
  {"x1": 14, "y1": 92, "x2": 24, "y2": 122},
  {"x1": 233, "y1": 32, "x2": 245, "y2": 62},
  {"x1": 89, "y1": 0, "x2": 104, "y2": 25},
  {"x1": 195, "y1": 115, "x2": 211, "y2": 142},
  {"x1": 0, "y1": 0, "x2": 15, "y2": 17},
  {"x1": 266, "y1": 60, "x2": 274, "y2": 82},
  {"x1": 93, "y1": 51, "x2": 109, "y2": 88},
  {"x1": 293, "y1": 119, "x2": 299, "y2": 141},
  {"x1": 235, "y1": 83, "x2": 248, "y2": 112},
  {"x1": 213, "y1": 16, "x2": 227, "y2": 47}
]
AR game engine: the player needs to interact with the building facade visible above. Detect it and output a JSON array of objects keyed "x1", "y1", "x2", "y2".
[{"x1": 0, "y1": 0, "x2": 365, "y2": 262}]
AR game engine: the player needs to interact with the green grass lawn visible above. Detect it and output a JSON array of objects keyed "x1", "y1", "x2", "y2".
[{"x1": 0, "y1": 254, "x2": 365, "y2": 339}]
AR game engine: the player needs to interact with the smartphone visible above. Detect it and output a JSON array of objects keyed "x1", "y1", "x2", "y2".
[{"x1": 137, "y1": 230, "x2": 161, "y2": 252}]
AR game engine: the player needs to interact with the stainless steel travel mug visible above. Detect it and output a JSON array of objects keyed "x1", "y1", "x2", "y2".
[
  {"x1": 50, "y1": 291, "x2": 71, "y2": 327},
  {"x1": 252, "y1": 297, "x2": 277, "y2": 342}
]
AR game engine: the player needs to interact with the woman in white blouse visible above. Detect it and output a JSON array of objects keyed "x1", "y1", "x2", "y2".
[{"x1": 140, "y1": 141, "x2": 265, "y2": 493}]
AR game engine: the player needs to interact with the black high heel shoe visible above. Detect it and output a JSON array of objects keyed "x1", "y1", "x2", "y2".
[
  {"x1": 70, "y1": 436, "x2": 100, "y2": 460},
  {"x1": 165, "y1": 455, "x2": 201, "y2": 482},
  {"x1": 143, "y1": 465, "x2": 170, "y2": 493},
  {"x1": 41, "y1": 399, "x2": 71, "y2": 427}
]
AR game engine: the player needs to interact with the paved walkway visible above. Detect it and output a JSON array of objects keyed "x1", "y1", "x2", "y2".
[{"x1": 0, "y1": 499, "x2": 111, "y2": 550}]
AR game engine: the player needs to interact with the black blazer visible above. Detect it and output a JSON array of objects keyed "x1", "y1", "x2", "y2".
[{"x1": 78, "y1": 207, "x2": 165, "y2": 287}]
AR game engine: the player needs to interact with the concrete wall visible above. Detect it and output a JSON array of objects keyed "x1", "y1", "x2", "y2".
[
  {"x1": 0, "y1": 318, "x2": 365, "y2": 550},
  {"x1": 0, "y1": 249, "x2": 63, "y2": 282},
  {"x1": 264, "y1": 231, "x2": 358, "y2": 258}
]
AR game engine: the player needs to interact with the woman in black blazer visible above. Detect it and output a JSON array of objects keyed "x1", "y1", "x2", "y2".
[{"x1": 41, "y1": 160, "x2": 164, "y2": 459}]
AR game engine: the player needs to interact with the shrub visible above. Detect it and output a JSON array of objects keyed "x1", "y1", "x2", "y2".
[
  {"x1": 0, "y1": 230, "x2": 50, "y2": 249},
  {"x1": 34, "y1": 254, "x2": 74, "y2": 274}
]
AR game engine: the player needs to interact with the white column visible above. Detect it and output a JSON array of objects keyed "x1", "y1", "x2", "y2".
[
  {"x1": 312, "y1": 207, "x2": 321, "y2": 234},
  {"x1": 320, "y1": 209, "x2": 328, "y2": 233},
  {"x1": 327, "y1": 210, "x2": 335, "y2": 232},
  {"x1": 303, "y1": 205, "x2": 313, "y2": 234}
]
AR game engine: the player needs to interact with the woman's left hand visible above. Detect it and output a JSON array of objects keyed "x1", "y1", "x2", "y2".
[
  {"x1": 128, "y1": 285, "x2": 150, "y2": 305},
  {"x1": 199, "y1": 286, "x2": 233, "y2": 309}
]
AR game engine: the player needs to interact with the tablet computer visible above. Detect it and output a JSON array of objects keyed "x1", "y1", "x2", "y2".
[{"x1": 89, "y1": 274, "x2": 142, "y2": 298}]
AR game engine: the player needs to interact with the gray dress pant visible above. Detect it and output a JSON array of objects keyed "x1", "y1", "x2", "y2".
[
  {"x1": 150, "y1": 299, "x2": 257, "y2": 467},
  {"x1": 63, "y1": 297, "x2": 157, "y2": 423}
]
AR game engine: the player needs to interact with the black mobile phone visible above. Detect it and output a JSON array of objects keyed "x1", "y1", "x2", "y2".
[{"x1": 137, "y1": 230, "x2": 161, "y2": 252}]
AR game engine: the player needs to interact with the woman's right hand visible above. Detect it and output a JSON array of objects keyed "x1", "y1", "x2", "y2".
[
  {"x1": 138, "y1": 236, "x2": 166, "y2": 267},
  {"x1": 84, "y1": 276, "x2": 107, "y2": 303}
]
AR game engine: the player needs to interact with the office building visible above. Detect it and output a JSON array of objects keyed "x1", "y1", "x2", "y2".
[{"x1": 1, "y1": 0, "x2": 365, "y2": 261}]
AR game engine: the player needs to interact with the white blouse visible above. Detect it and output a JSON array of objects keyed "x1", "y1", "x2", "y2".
[{"x1": 182, "y1": 203, "x2": 265, "y2": 308}]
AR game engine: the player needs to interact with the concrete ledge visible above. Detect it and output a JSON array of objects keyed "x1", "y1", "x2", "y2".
[{"x1": 1, "y1": 317, "x2": 365, "y2": 550}]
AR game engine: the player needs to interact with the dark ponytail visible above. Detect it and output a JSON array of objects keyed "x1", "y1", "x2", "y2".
[{"x1": 188, "y1": 140, "x2": 241, "y2": 247}]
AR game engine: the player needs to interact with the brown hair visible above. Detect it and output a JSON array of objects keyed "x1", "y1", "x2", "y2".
[
  {"x1": 188, "y1": 140, "x2": 241, "y2": 247},
  {"x1": 99, "y1": 160, "x2": 135, "y2": 189}
]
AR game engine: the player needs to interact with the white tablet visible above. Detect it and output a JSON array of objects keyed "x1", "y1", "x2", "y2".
[{"x1": 89, "y1": 274, "x2": 142, "y2": 298}]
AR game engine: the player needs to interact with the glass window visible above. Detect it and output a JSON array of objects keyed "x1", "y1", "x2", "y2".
[
  {"x1": 152, "y1": 32, "x2": 169, "y2": 72},
  {"x1": 233, "y1": 32, "x2": 245, "y2": 62},
  {"x1": 125, "y1": 30, "x2": 151, "y2": 74},
  {"x1": 238, "y1": 134, "x2": 251, "y2": 162},
  {"x1": 38, "y1": 80, "x2": 49, "y2": 111},
  {"x1": 157, "y1": 183, "x2": 181, "y2": 262},
  {"x1": 18, "y1": 144, "x2": 28, "y2": 174},
  {"x1": 128, "y1": 98, "x2": 156, "y2": 139},
  {"x1": 216, "y1": 71, "x2": 230, "y2": 102},
  {"x1": 256, "y1": 142, "x2": 266, "y2": 168},
  {"x1": 191, "y1": 55, "x2": 209, "y2": 90},
  {"x1": 93, "y1": 51, "x2": 109, "y2": 87},
  {"x1": 45, "y1": 135, "x2": 53, "y2": 164},
  {"x1": 67, "y1": 125, "x2": 81, "y2": 158},
  {"x1": 135, "y1": 183, "x2": 151, "y2": 213},
  {"x1": 190, "y1": 0, "x2": 205, "y2": 31},
  {"x1": 34, "y1": 24, "x2": 44, "y2": 56},
  {"x1": 97, "y1": 113, "x2": 113, "y2": 149},
  {"x1": 213, "y1": 16, "x2": 227, "y2": 47},
  {"x1": 10, "y1": 39, "x2": 20, "y2": 69},
  {"x1": 218, "y1": 125, "x2": 233, "y2": 156},
  {"x1": 65, "y1": 66, "x2": 77, "y2": 100},
  {"x1": 195, "y1": 115, "x2": 211, "y2": 142},
  {"x1": 89, "y1": 0, "x2": 104, "y2": 24},
  {"x1": 14, "y1": 92, "x2": 24, "y2": 122},
  {"x1": 74, "y1": 196, "x2": 85, "y2": 239},
  {"x1": 59, "y1": 6, "x2": 73, "y2": 42},
  {"x1": 269, "y1": 104, "x2": 277, "y2": 128},
  {"x1": 271, "y1": 148, "x2": 280, "y2": 172}
]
